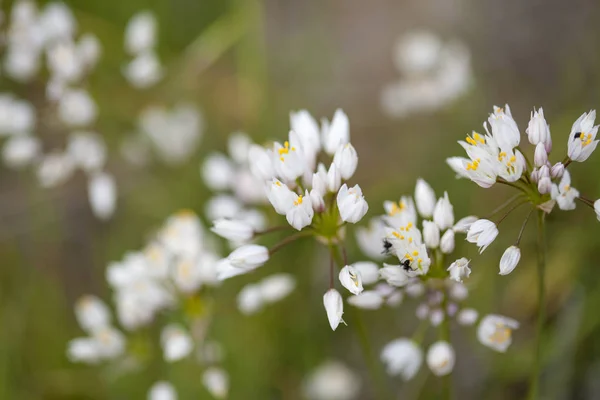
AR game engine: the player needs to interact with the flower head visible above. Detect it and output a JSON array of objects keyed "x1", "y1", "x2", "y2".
[{"x1": 477, "y1": 314, "x2": 519, "y2": 352}]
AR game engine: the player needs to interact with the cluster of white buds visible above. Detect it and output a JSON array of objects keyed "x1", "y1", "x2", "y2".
[
  {"x1": 209, "y1": 109, "x2": 369, "y2": 330},
  {"x1": 447, "y1": 104, "x2": 600, "y2": 274},
  {"x1": 381, "y1": 30, "x2": 472, "y2": 118},
  {"x1": 123, "y1": 11, "x2": 163, "y2": 88},
  {"x1": 349, "y1": 179, "x2": 519, "y2": 379},
  {"x1": 67, "y1": 211, "x2": 228, "y2": 399}
]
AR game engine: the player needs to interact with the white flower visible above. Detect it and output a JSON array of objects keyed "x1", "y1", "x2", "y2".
[
  {"x1": 259, "y1": 274, "x2": 296, "y2": 303},
  {"x1": 422, "y1": 220, "x2": 440, "y2": 248},
  {"x1": 39, "y1": 3, "x2": 76, "y2": 43},
  {"x1": 526, "y1": 108, "x2": 552, "y2": 152},
  {"x1": 161, "y1": 325, "x2": 193, "y2": 362},
  {"x1": 2, "y1": 135, "x2": 40, "y2": 169},
  {"x1": 326, "y1": 162, "x2": 342, "y2": 192},
  {"x1": 477, "y1": 314, "x2": 519, "y2": 352},
  {"x1": 202, "y1": 152, "x2": 235, "y2": 191},
  {"x1": 148, "y1": 381, "x2": 177, "y2": 400},
  {"x1": 551, "y1": 170, "x2": 579, "y2": 211},
  {"x1": 337, "y1": 184, "x2": 368, "y2": 224},
  {"x1": 534, "y1": 143, "x2": 548, "y2": 168},
  {"x1": 487, "y1": 104, "x2": 521, "y2": 151},
  {"x1": 37, "y1": 151, "x2": 75, "y2": 188},
  {"x1": 216, "y1": 259, "x2": 249, "y2": 281},
  {"x1": 568, "y1": 110, "x2": 599, "y2": 162},
  {"x1": 266, "y1": 178, "x2": 295, "y2": 215},
  {"x1": 88, "y1": 172, "x2": 117, "y2": 220},
  {"x1": 595, "y1": 200, "x2": 600, "y2": 221},
  {"x1": 46, "y1": 40, "x2": 83, "y2": 83},
  {"x1": 379, "y1": 264, "x2": 411, "y2": 287},
  {"x1": 323, "y1": 289, "x2": 345, "y2": 331},
  {"x1": 310, "y1": 189, "x2": 326, "y2": 212},
  {"x1": 125, "y1": 11, "x2": 157, "y2": 55},
  {"x1": 211, "y1": 219, "x2": 254, "y2": 242},
  {"x1": 355, "y1": 218, "x2": 386, "y2": 260},
  {"x1": 457, "y1": 308, "x2": 479, "y2": 326},
  {"x1": 333, "y1": 143, "x2": 358, "y2": 180},
  {"x1": 347, "y1": 291, "x2": 384, "y2": 310},
  {"x1": 303, "y1": 361, "x2": 360, "y2": 400},
  {"x1": 383, "y1": 196, "x2": 417, "y2": 227},
  {"x1": 286, "y1": 190, "x2": 314, "y2": 230},
  {"x1": 237, "y1": 284, "x2": 264, "y2": 315},
  {"x1": 77, "y1": 33, "x2": 102, "y2": 68},
  {"x1": 75, "y1": 295, "x2": 111, "y2": 334},
  {"x1": 227, "y1": 245, "x2": 269, "y2": 270},
  {"x1": 339, "y1": 265, "x2": 364, "y2": 295},
  {"x1": 248, "y1": 144, "x2": 274, "y2": 181},
  {"x1": 67, "y1": 132, "x2": 107, "y2": 173},
  {"x1": 550, "y1": 162, "x2": 564, "y2": 179},
  {"x1": 312, "y1": 166, "x2": 328, "y2": 194},
  {"x1": 414, "y1": 178, "x2": 436, "y2": 218},
  {"x1": 171, "y1": 258, "x2": 204, "y2": 293},
  {"x1": 440, "y1": 229, "x2": 455, "y2": 254},
  {"x1": 202, "y1": 368, "x2": 229, "y2": 399},
  {"x1": 351, "y1": 261, "x2": 379, "y2": 285},
  {"x1": 322, "y1": 109, "x2": 350, "y2": 155},
  {"x1": 433, "y1": 192, "x2": 454, "y2": 230},
  {"x1": 426, "y1": 341, "x2": 455, "y2": 376},
  {"x1": 67, "y1": 328, "x2": 126, "y2": 364},
  {"x1": 499, "y1": 246, "x2": 521, "y2": 275},
  {"x1": 447, "y1": 257, "x2": 471, "y2": 282},
  {"x1": 290, "y1": 110, "x2": 321, "y2": 168},
  {"x1": 123, "y1": 51, "x2": 163, "y2": 88},
  {"x1": 58, "y1": 89, "x2": 97, "y2": 127},
  {"x1": 466, "y1": 219, "x2": 498, "y2": 253},
  {"x1": 273, "y1": 135, "x2": 305, "y2": 181},
  {"x1": 453, "y1": 216, "x2": 478, "y2": 233},
  {"x1": 380, "y1": 339, "x2": 422, "y2": 380}
]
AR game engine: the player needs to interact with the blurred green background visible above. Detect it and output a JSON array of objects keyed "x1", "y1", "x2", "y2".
[{"x1": 2, "y1": 0, "x2": 600, "y2": 398}]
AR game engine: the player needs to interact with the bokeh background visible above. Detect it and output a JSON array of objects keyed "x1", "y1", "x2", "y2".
[{"x1": 2, "y1": 0, "x2": 600, "y2": 398}]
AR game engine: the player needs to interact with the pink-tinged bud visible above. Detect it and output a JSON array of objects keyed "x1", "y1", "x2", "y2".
[
  {"x1": 530, "y1": 168, "x2": 539, "y2": 183},
  {"x1": 550, "y1": 162, "x2": 564, "y2": 179},
  {"x1": 538, "y1": 177, "x2": 552, "y2": 194},
  {"x1": 534, "y1": 143, "x2": 548, "y2": 167}
]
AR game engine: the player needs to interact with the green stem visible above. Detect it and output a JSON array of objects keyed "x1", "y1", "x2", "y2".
[
  {"x1": 329, "y1": 245, "x2": 390, "y2": 400},
  {"x1": 527, "y1": 210, "x2": 546, "y2": 400}
]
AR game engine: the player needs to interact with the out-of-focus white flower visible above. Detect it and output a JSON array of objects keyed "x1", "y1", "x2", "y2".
[
  {"x1": 4, "y1": 50, "x2": 41, "y2": 82},
  {"x1": 46, "y1": 40, "x2": 83, "y2": 83},
  {"x1": 355, "y1": 218, "x2": 386, "y2": 260},
  {"x1": 337, "y1": 184, "x2": 368, "y2": 224},
  {"x1": 380, "y1": 338, "x2": 422, "y2": 380},
  {"x1": 2, "y1": 135, "x2": 40, "y2": 168},
  {"x1": 248, "y1": 144, "x2": 274, "y2": 181},
  {"x1": 466, "y1": 219, "x2": 498, "y2": 253},
  {"x1": 77, "y1": 33, "x2": 101, "y2": 68},
  {"x1": 322, "y1": 109, "x2": 350, "y2": 155},
  {"x1": 67, "y1": 337, "x2": 101, "y2": 364},
  {"x1": 526, "y1": 107, "x2": 552, "y2": 152},
  {"x1": 161, "y1": 324, "x2": 193, "y2": 362},
  {"x1": 338, "y1": 265, "x2": 363, "y2": 295},
  {"x1": 333, "y1": 143, "x2": 358, "y2": 180},
  {"x1": 39, "y1": 2, "x2": 76, "y2": 43},
  {"x1": 595, "y1": 200, "x2": 600, "y2": 221},
  {"x1": 123, "y1": 51, "x2": 163, "y2": 88},
  {"x1": 67, "y1": 131, "x2": 107, "y2": 173},
  {"x1": 426, "y1": 341, "x2": 455, "y2": 376},
  {"x1": 259, "y1": 274, "x2": 295, "y2": 303},
  {"x1": 440, "y1": 229, "x2": 455, "y2": 254},
  {"x1": 499, "y1": 246, "x2": 521, "y2": 275},
  {"x1": 567, "y1": 110, "x2": 598, "y2": 162},
  {"x1": 286, "y1": 190, "x2": 314, "y2": 230},
  {"x1": 148, "y1": 381, "x2": 177, "y2": 400},
  {"x1": 422, "y1": 220, "x2": 440, "y2": 249},
  {"x1": 323, "y1": 289, "x2": 344, "y2": 331},
  {"x1": 202, "y1": 368, "x2": 229, "y2": 399},
  {"x1": 58, "y1": 89, "x2": 97, "y2": 127},
  {"x1": 379, "y1": 264, "x2": 411, "y2": 287},
  {"x1": 75, "y1": 295, "x2": 111, "y2": 333},
  {"x1": 171, "y1": 257, "x2": 203, "y2": 293},
  {"x1": 393, "y1": 31, "x2": 441, "y2": 76},
  {"x1": 237, "y1": 283, "x2": 263, "y2": 315},
  {"x1": 211, "y1": 219, "x2": 254, "y2": 242},
  {"x1": 290, "y1": 110, "x2": 321, "y2": 168},
  {"x1": 447, "y1": 258, "x2": 471, "y2": 283},
  {"x1": 351, "y1": 261, "x2": 379, "y2": 285},
  {"x1": 477, "y1": 314, "x2": 519, "y2": 352},
  {"x1": 457, "y1": 308, "x2": 478, "y2": 326},
  {"x1": 67, "y1": 327, "x2": 125, "y2": 363},
  {"x1": 414, "y1": 178, "x2": 436, "y2": 218},
  {"x1": 227, "y1": 245, "x2": 269, "y2": 270},
  {"x1": 347, "y1": 291, "x2": 384, "y2": 310},
  {"x1": 303, "y1": 361, "x2": 360, "y2": 400},
  {"x1": 551, "y1": 170, "x2": 579, "y2": 211},
  {"x1": 0, "y1": 96, "x2": 36, "y2": 135},
  {"x1": 202, "y1": 153, "x2": 235, "y2": 190},
  {"x1": 88, "y1": 172, "x2": 117, "y2": 220},
  {"x1": 125, "y1": 11, "x2": 156, "y2": 55},
  {"x1": 205, "y1": 195, "x2": 242, "y2": 221},
  {"x1": 37, "y1": 151, "x2": 75, "y2": 188},
  {"x1": 433, "y1": 192, "x2": 454, "y2": 230}
]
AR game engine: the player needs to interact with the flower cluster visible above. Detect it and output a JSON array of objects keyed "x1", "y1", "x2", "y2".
[
  {"x1": 209, "y1": 109, "x2": 369, "y2": 329},
  {"x1": 67, "y1": 211, "x2": 228, "y2": 399},
  {"x1": 381, "y1": 30, "x2": 472, "y2": 118},
  {"x1": 351, "y1": 179, "x2": 519, "y2": 378},
  {"x1": 447, "y1": 105, "x2": 600, "y2": 273}
]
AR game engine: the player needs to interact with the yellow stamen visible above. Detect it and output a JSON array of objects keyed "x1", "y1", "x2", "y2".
[{"x1": 294, "y1": 195, "x2": 303, "y2": 206}]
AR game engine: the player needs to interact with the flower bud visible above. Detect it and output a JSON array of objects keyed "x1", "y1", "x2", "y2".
[
  {"x1": 322, "y1": 109, "x2": 350, "y2": 155},
  {"x1": 433, "y1": 192, "x2": 454, "y2": 230},
  {"x1": 339, "y1": 265, "x2": 364, "y2": 295},
  {"x1": 333, "y1": 143, "x2": 358, "y2": 180},
  {"x1": 337, "y1": 184, "x2": 369, "y2": 224},
  {"x1": 309, "y1": 189, "x2": 325, "y2": 212},
  {"x1": 422, "y1": 220, "x2": 440, "y2": 248},
  {"x1": 466, "y1": 219, "x2": 498, "y2": 253},
  {"x1": 380, "y1": 338, "x2": 423, "y2": 380},
  {"x1": 88, "y1": 173, "x2": 117, "y2": 220},
  {"x1": 530, "y1": 168, "x2": 539, "y2": 183},
  {"x1": 499, "y1": 246, "x2": 521, "y2": 275},
  {"x1": 538, "y1": 176, "x2": 552, "y2": 195},
  {"x1": 326, "y1": 162, "x2": 342, "y2": 192},
  {"x1": 227, "y1": 245, "x2": 269, "y2": 270},
  {"x1": 457, "y1": 308, "x2": 478, "y2": 326},
  {"x1": 447, "y1": 257, "x2": 471, "y2": 282},
  {"x1": 440, "y1": 229, "x2": 455, "y2": 254},
  {"x1": 414, "y1": 178, "x2": 436, "y2": 218},
  {"x1": 211, "y1": 219, "x2": 254, "y2": 242},
  {"x1": 202, "y1": 367, "x2": 229, "y2": 399},
  {"x1": 323, "y1": 289, "x2": 345, "y2": 331},
  {"x1": 534, "y1": 142, "x2": 548, "y2": 167},
  {"x1": 426, "y1": 341, "x2": 455, "y2": 376},
  {"x1": 526, "y1": 107, "x2": 551, "y2": 149},
  {"x1": 312, "y1": 167, "x2": 327, "y2": 194},
  {"x1": 161, "y1": 324, "x2": 193, "y2": 362},
  {"x1": 550, "y1": 162, "x2": 564, "y2": 179}
]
